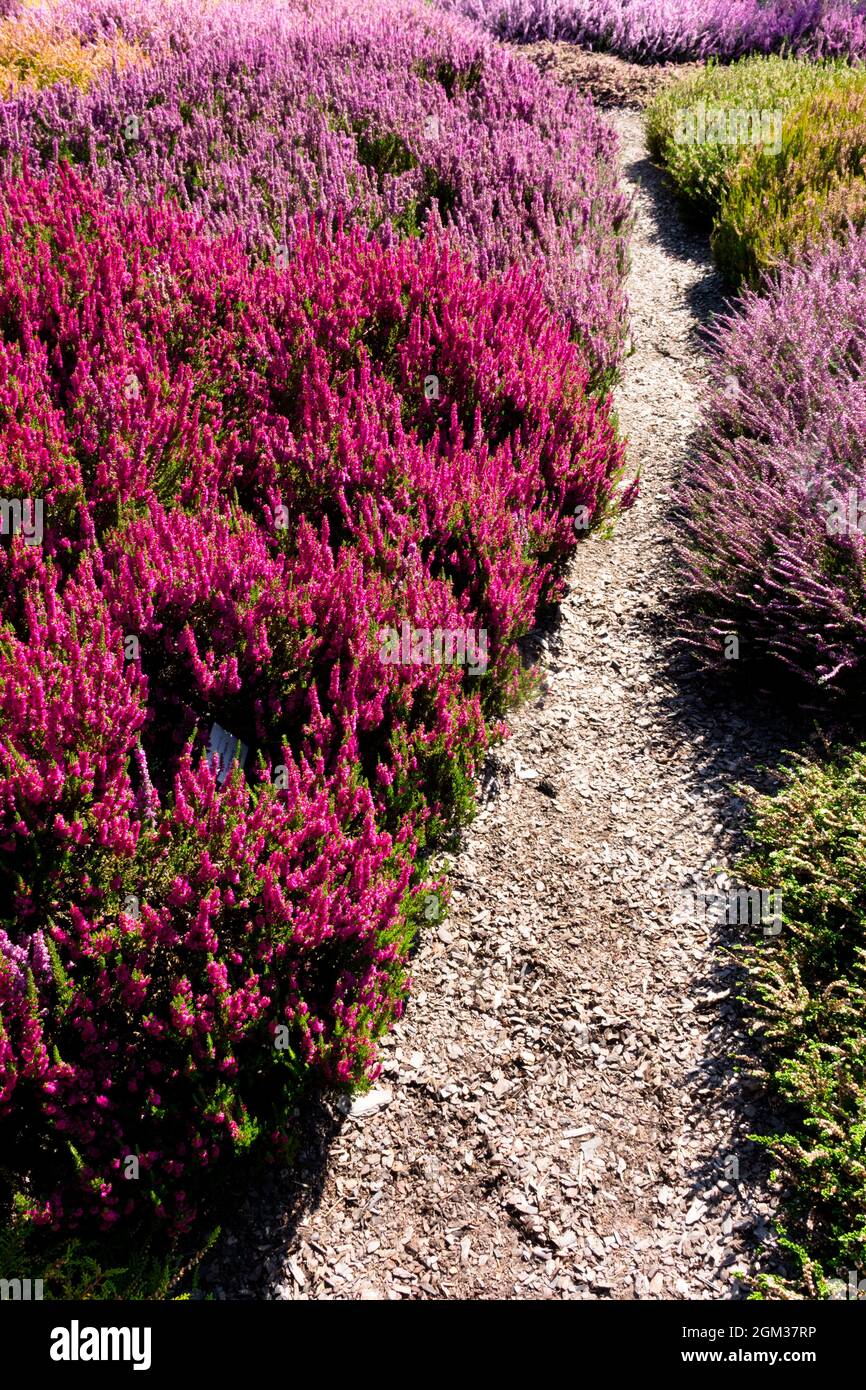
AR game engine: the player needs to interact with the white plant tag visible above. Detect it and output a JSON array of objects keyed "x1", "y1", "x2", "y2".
[{"x1": 208, "y1": 722, "x2": 248, "y2": 786}]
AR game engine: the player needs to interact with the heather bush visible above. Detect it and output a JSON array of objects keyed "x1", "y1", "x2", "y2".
[
  {"x1": 677, "y1": 228, "x2": 866, "y2": 696},
  {"x1": 0, "y1": 0, "x2": 631, "y2": 385},
  {"x1": 0, "y1": 0, "x2": 199, "y2": 45},
  {"x1": 440, "y1": 0, "x2": 866, "y2": 63},
  {"x1": 646, "y1": 55, "x2": 853, "y2": 218},
  {"x1": 676, "y1": 227, "x2": 866, "y2": 697},
  {"x1": 714, "y1": 74, "x2": 866, "y2": 285},
  {"x1": 0, "y1": 166, "x2": 627, "y2": 1251},
  {"x1": 0, "y1": 13, "x2": 140, "y2": 96},
  {"x1": 738, "y1": 747, "x2": 866, "y2": 1291},
  {"x1": 647, "y1": 56, "x2": 866, "y2": 285}
]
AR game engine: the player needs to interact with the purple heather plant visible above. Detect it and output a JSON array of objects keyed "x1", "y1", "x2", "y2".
[
  {"x1": 678, "y1": 227, "x2": 866, "y2": 696},
  {"x1": 441, "y1": 0, "x2": 866, "y2": 62}
]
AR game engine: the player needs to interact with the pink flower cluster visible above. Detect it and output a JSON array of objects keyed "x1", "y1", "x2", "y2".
[
  {"x1": 677, "y1": 227, "x2": 866, "y2": 696},
  {"x1": 0, "y1": 165, "x2": 629, "y2": 1237},
  {"x1": 443, "y1": 0, "x2": 866, "y2": 62}
]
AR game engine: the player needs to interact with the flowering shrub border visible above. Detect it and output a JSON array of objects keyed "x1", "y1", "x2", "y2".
[
  {"x1": 0, "y1": 0, "x2": 632, "y2": 386},
  {"x1": 0, "y1": 163, "x2": 629, "y2": 1249},
  {"x1": 440, "y1": 0, "x2": 866, "y2": 64}
]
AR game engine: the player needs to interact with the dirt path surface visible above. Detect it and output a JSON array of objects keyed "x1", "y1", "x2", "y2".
[
  {"x1": 520, "y1": 41, "x2": 702, "y2": 107},
  {"x1": 203, "y1": 109, "x2": 797, "y2": 1303}
]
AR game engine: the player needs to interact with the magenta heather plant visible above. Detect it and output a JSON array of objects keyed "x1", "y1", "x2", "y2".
[
  {"x1": 9, "y1": 747, "x2": 417, "y2": 1236},
  {"x1": 442, "y1": 0, "x2": 866, "y2": 61},
  {"x1": 0, "y1": 0, "x2": 631, "y2": 386},
  {"x1": 677, "y1": 227, "x2": 866, "y2": 696},
  {"x1": 0, "y1": 165, "x2": 628, "y2": 1239}
]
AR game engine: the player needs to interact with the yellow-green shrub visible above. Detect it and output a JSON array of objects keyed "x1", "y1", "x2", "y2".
[
  {"x1": 647, "y1": 56, "x2": 866, "y2": 287},
  {"x1": 714, "y1": 81, "x2": 866, "y2": 286},
  {"x1": 646, "y1": 55, "x2": 846, "y2": 218},
  {"x1": 0, "y1": 18, "x2": 140, "y2": 96}
]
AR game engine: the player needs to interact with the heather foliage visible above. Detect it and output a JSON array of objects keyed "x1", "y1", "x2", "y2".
[
  {"x1": 714, "y1": 75, "x2": 866, "y2": 285},
  {"x1": 677, "y1": 229, "x2": 866, "y2": 696},
  {"x1": 440, "y1": 0, "x2": 866, "y2": 63},
  {"x1": 0, "y1": 166, "x2": 627, "y2": 1246},
  {"x1": 0, "y1": 0, "x2": 631, "y2": 384},
  {"x1": 646, "y1": 56, "x2": 853, "y2": 218},
  {"x1": 647, "y1": 56, "x2": 866, "y2": 286},
  {"x1": 738, "y1": 748, "x2": 866, "y2": 1290},
  {"x1": 0, "y1": 14, "x2": 141, "y2": 95}
]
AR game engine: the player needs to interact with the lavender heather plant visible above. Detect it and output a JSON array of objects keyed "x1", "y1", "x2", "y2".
[
  {"x1": 678, "y1": 226, "x2": 866, "y2": 696},
  {"x1": 441, "y1": 0, "x2": 866, "y2": 62}
]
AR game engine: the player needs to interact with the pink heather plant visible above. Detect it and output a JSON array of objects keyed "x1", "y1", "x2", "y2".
[
  {"x1": 441, "y1": 0, "x2": 866, "y2": 62},
  {"x1": 0, "y1": 0, "x2": 631, "y2": 386},
  {"x1": 678, "y1": 227, "x2": 866, "y2": 697},
  {"x1": 0, "y1": 165, "x2": 629, "y2": 1239}
]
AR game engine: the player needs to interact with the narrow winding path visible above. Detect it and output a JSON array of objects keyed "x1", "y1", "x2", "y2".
[{"x1": 205, "y1": 110, "x2": 797, "y2": 1302}]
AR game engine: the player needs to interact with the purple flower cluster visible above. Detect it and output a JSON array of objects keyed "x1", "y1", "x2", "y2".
[
  {"x1": 677, "y1": 228, "x2": 866, "y2": 696},
  {"x1": 0, "y1": 164, "x2": 628, "y2": 1236},
  {"x1": 442, "y1": 0, "x2": 866, "y2": 62},
  {"x1": 0, "y1": 0, "x2": 631, "y2": 384}
]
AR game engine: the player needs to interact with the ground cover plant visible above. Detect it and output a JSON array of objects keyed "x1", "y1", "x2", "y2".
[
  {"x1": 646, "y1": 54, "x2": 855, "y2": 216},
  {"x1": 439, "y1": 0, "x2": 866, "y2": 64},
  {"x1": 647, "y1": 54, "x2": 866, "y2": 286},
  {"x1": 676, "y1": 228, "x2": 866, "y2": 697},
  {"x1": 738, "y1": 747, "x2": 866, "y2": 1295},
  {"x1": 654, "y1": 60, "x2": 866, "y2": 699},
  {"x1": 713, "y1": 73, "x2": 866, "y2": 284},
  {"x1": 0, "y1": 155, "x2": 628, "y2": 1278}
]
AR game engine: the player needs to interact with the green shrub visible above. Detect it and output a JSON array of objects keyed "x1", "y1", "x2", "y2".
[
  {"x1": 738, "y1": 748, "x2": 866, "y2": 1288},
  {"x1": 714, "y1": 82, "x2": 866, "y2": 285},
  {"x1": 646, "y1": 56, "x2": 847, "y2": 216},
  {"x1": 0, "y1": 1197, "x2": 199, "y2": 1300},
  {"x1": 646, "y1": 56, "x2": 866, "y2": 285}
]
